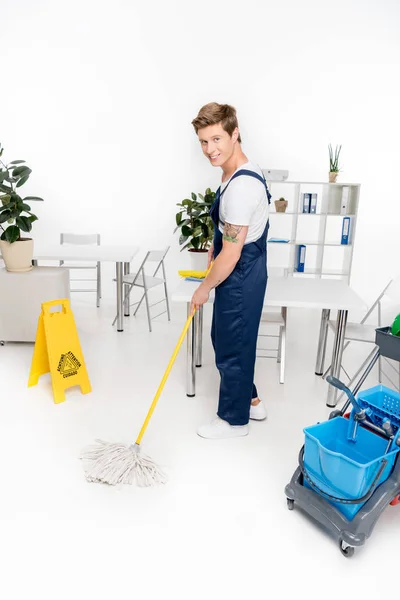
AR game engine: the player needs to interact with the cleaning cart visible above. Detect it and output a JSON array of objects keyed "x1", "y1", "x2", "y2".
[{"x1": 285, "y1": 325, "x2": 400, "y2": 557}]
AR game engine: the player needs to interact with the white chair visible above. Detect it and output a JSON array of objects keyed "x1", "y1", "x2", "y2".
[
  {"x1": 256, "y1": 267, "x2": 288, "y2": 384},
  {"x1": 323, "y1": 277, "x2": 400, "y2": 392},
  {"x1": 112, "y1": 247, "x2": 170, "y2": 332},
  {"x1": 60, "y1": 233, "x2": 101, "y2": 307},
  {"x1": 257, "y1": 307, "x2": 287, "y2": 384}
]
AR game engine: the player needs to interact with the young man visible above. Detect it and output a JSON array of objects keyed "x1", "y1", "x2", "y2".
[{"x1": 190, "y1": 102, "x2": 271, "y2": 439}]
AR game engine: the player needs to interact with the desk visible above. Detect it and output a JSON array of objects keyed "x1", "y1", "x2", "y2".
[
  {"x1": 171, "y1": 277, "x2": 366, "y2": 407},
  {"x1": 32, "y1": 245, "x2": 139, "y2": 332}
]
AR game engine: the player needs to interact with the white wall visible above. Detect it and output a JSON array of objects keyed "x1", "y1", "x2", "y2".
[{"x1": 2, "y1": 0, "x2": 400, "y2": 305}]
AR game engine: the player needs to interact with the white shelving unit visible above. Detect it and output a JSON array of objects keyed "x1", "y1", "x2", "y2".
[{"x1": 263, "y1": 177, "x2": 360, "y2": 282}]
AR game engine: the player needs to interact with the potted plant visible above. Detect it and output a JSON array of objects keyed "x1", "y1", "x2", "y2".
[
  {"x1": 274, "y1": 196, "x2": 288, "y2": 213},
  {"x1": 328, "y1": 143, "x2": 342, "y2": 183},
  {"x1": 175, "y1": 187, "x2": 215, "y2": 270},
  {"x1": 0, "y1": 142, "x2": 43, "y2": 272}
]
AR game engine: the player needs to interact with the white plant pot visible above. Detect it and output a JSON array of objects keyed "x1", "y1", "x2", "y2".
[
  {"x1": 0, "y1": 238, "x2": 34, "y2": 272},
  {"x1": 188, "y1": 249, "x2": 208, "y2": 272}
]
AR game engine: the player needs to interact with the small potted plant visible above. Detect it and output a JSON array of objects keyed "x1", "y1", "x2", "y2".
[
  {"x1": 175, "y1": 188, "x2": 215, "y2": 270},
  {"x1": 328, "y1": 143, "x2": 342, "y2": 183},
  {"x1": 0, "y1": 142, "x2": 43, "y2": 272},
  {"x1": 274, "y1": 197, "x2": 288, "y2": 213}
]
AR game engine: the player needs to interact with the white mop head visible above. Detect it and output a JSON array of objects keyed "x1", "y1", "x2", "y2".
[{"x1": 80, "y1": 441, "x2": 167, "y2": 487}]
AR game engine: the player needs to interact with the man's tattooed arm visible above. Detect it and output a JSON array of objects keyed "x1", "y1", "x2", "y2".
[
  {"x1": 223, "y1": 223, "x2": 243, "y2": 244},
  {"x1": 200, "y1": 222, "x2": 248, "y2": 293}
]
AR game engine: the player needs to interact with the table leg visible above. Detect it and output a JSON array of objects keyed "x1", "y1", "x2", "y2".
[
  {"x1": 315, "y1": 309, "x2": 330, "y2": 375},
  {"x1": 187, "y1": 302, "x2": 196, "y2": 397},
  {"x1": 195, "y1": 306, "x2": 203, "y2": 367},
  {"x1": 116, "y1": 262, "x2": 124, "y2": 332},
  {"x1": 326, "y1": 309, "x2": 348, "y2": 407},
  {"x1": 124, "y1": 262, "x2": 130, "y2": 317}
]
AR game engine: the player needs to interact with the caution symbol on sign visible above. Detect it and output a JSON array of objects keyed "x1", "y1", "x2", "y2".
[
  {"x1": 28, "y1": 298, "x2": 91, "y2": 403},
  {"x1": 57, "y1": 351, "x2": 81, "y2": 378}
]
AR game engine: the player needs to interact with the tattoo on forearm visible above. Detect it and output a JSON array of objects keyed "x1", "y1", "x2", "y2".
[{"x1": 223, "y1": 223, "x2": 242, "y2": 244}]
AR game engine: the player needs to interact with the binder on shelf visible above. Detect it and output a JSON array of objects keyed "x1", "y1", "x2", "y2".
[
  {"x1": 341, "y1": 217, "x2": 351, "y2": 245},
  {"x1": 302, "y1": 193, "x2": 311, "y2": 213},
  {"x1": 310, "y1": 193, "x2": 318, "y2": 214},
  {"x1": 340, "y1": 186, "x2": 350, "y2": 215},
  {"x1": 268, "y1": 238, "x2": 290, "y2": 243},
  {"x1": 296, "y1": 244, "x2": 306, "y2": 272}
]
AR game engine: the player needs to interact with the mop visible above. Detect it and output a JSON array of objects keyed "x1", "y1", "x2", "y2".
[{"x1": 80, "y1": 310, "x2": 196, "y2": 486}]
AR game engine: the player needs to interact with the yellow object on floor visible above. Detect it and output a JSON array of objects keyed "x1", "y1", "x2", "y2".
[
  {"x1": 178, "y1": 269, "x2": 208, "y2": 279},
  {"x1": 28, "y1": 298, "x2": 91, "y2": 404}
]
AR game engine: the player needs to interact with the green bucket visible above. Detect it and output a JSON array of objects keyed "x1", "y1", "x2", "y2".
[{"x1": 391, "y1": 314, "x2": 400, "y2": 337}]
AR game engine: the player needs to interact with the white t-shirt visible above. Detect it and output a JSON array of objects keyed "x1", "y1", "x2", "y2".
[{"x1": 219, "y1": 162, "x2": 269, "y2": 244}]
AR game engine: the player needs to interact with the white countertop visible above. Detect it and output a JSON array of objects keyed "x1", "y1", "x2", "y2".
[
  {"x1": 28, "y1": 245, "x2": 139, "y2": 263},
  {"x1": 172, "y1": 276, "x2": 366, "y2": 311}
]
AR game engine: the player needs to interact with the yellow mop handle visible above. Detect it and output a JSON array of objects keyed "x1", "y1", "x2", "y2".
[
  {"x1": 135, "y1": 310, "x2": 195, "y2": 445},
  {"x1": 135, "y1": 260, "x2": 213, "y2": 446}
]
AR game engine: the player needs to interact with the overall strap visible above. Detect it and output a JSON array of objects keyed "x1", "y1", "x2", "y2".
[{"x1": 220, "y1": 169, "x2": 271, "y2": 204}]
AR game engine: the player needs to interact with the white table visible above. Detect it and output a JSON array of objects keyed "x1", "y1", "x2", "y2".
[
  {"x1": 31, "y1": 245, "x2": 139, "y2": 332},
  {"x1": 172, "y1": 277, "x2": 366, "y2": 407}
]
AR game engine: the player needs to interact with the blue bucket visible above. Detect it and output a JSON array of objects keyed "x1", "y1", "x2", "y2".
[{"x1": 303, "y1": 417, "x2": 400, "y2": 520}]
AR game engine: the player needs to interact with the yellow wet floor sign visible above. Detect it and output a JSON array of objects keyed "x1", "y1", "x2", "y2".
[{"x1": 28, "y1": 298, "x2": 91, "y2": 403}]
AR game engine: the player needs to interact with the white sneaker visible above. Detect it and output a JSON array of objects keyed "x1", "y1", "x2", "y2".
[
  {"x1": 250, "y1": 400, "x2": 267, "y2": 421},
  {"x1": 197, "y1": 417, "x2": 249, "y2": 439}
]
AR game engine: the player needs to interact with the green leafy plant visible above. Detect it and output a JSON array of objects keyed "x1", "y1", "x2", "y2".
[
  {"x1": 328, "y1": 143, "x2": 342, "y2": 173},
  {"x1": 174, "y1": 188, "x2": 215, "y2": 251},
  {"x1": 0, "y1": 142, "x2": 43, "y2": 243}
]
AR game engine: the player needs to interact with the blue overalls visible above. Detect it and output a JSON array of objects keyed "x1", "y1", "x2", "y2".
[{"x1": 210, "y1": 169, "x2": 271, "y2": 426}]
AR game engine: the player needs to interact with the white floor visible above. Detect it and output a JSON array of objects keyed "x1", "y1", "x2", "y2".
[{"x1": 0, "y1": 293, "x2": 398, "y2": 599}]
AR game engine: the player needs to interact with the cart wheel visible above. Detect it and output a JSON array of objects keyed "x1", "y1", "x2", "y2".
[
  {"x1": 0, "y1": 341, "x2": 4, "y2": 346},
  {"x1": 339, "y1": 540, "x2": 355, "y2": 558},
  {"x1": 287, "y1": 498, "x2": 294, "y2": 511}
]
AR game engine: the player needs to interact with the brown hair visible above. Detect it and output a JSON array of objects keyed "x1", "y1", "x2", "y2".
[{"x1": 191, "y1": 102, "x2": 242, "y2": 143}]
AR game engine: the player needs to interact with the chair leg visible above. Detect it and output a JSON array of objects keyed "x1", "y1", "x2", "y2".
[
  {"x1": 322, "y1": 338, "x2": 353, "y2": 379},
  {"x1": 96, "y1": 262, "x2": 101, "y2": 308},
  {"x1": 323, "y1": 361, "x2": 350, "y2": 381},
  {"x1": 133, "y1": 292, "x2": 146, "y2": 316},
  {"x1": 164, "y1": 282, "x2": 171, "y2": 321},
  {"x1": 279, "y1": 308, "x2": 287, "y2": 384},
  {"x1": 161, "y1": 261, "x2": 171, "y2": 322},
  {"x1": 334, "y1": 346, "x2": 378, "y2": 404},
  {"x1": 143, "y1": 287, "x2": 152, "y2": 332},
  {"x1": 277, "y1": 326, "x2": 282, "y2": 364},
  {"x1": 279, "y1": 323, "x2": 286, "y2": 384}
]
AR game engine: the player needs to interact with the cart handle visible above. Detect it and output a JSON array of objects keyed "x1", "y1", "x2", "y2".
[{"x1": 326, "y1": 375, "x2": 365, "y2": 414}]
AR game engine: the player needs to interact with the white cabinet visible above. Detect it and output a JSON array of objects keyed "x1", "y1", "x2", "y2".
[{"x1": 0, "y1": 267, "x2": 70, "y2": 342}]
